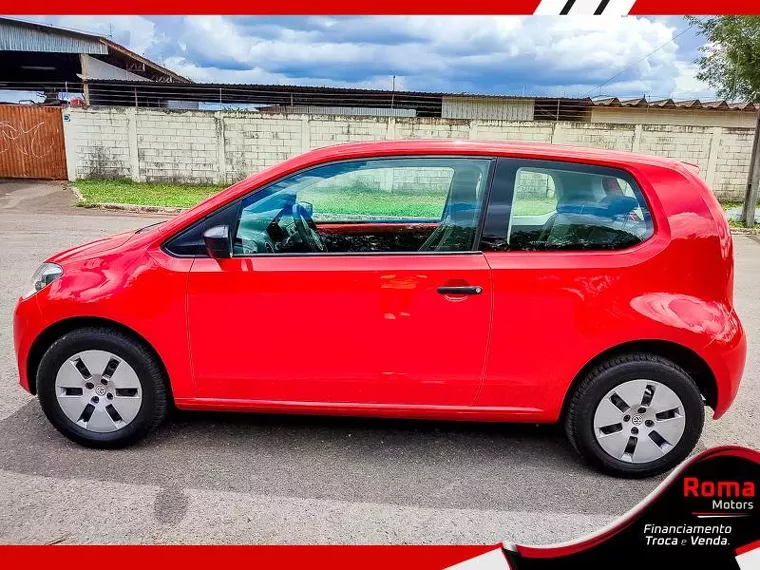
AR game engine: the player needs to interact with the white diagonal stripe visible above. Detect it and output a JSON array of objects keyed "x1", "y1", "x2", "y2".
[
  {"x1": 445, "y1": 548, "x2": 511, "y2": 570},
  {"x1": 737, "y1": 545, "x2": 760, "y2": 570},
  {"x1": 597, "y1": 0, "x2": 637, "y2": 15},
  {"x1": 533, "y1": 0, "x2": 636, "y2": 14},
  {"x1": 533, "y1": 0, "x2": 572, "y2": 15},
  {"x1": 577, "y1": 0, "x2": 637, "y2": 15}
]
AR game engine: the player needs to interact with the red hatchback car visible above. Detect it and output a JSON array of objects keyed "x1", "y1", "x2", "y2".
[{"x1": 14, "y1": 140, "x2": 745, "y2": 477}]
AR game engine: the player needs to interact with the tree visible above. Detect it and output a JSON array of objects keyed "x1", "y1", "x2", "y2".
[{"x1": 687, "y1": 16, "x2": 760, "y2": 102}]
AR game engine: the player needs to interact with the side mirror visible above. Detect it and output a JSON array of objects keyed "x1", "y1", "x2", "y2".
[{"x1": 203, "y1": 225, "x2": 231, "y2": 259}]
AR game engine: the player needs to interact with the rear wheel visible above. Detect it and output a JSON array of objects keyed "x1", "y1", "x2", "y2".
[
  {"x1": 37, "y1": 327, "x2": 169, "y2": 448},
  {"x1": 565, "y1": 353, "x2": 704, "y2": 478}
]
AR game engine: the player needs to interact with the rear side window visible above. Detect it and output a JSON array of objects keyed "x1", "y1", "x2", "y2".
[{"x1": 482, "y1": 159, "x2": 653, "y2": 252}]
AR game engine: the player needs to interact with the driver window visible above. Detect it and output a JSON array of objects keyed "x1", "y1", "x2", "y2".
[{"x1": 233, "y1": 157, "x2": 491, "y2": 255}]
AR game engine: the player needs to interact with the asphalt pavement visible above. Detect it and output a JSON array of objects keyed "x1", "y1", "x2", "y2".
[{"x1": 0, "y1": 180, "x2": 757, "y2": 544}]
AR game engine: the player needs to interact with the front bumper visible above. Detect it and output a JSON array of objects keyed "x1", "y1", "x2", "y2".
[{"x1": 13, "y1": 295, "x2": 46, "y2": 394}]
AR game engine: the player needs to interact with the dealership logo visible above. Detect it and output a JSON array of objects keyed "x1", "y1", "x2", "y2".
[
  {"x1": 683, "y1": 478, "x2": 756, "y2": 498},
  {"x1": 684, "y1": 477, "x2": 756, "y2": 514}
]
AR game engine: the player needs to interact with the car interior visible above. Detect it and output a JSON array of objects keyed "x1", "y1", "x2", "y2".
[{"x1": 506, "y1": 168, "x2": 653, "y2": 251}]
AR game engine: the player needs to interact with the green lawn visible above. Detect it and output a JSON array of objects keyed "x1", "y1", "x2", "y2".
[
  {"x1": 512, "y1": 197, "x2": 557, "y2": 217},
  {"x1": 720, "y1": 200, "x2": 743, "y2": 211},
  {"x1": 719, "y1": 199, "x2": 748, "y2": 228},
  {"x1": 75, "y1": 180, "x2": 224, "y2": 209},
  {"x1": 300, "y1": 186, "x2": 446, "y2": 218},
  {"x1": 76, "y1": 179, "x2": 562, "y2": 219},
  {"x1": 76, "y1": 179, "x2": 450, "y2": 218}
]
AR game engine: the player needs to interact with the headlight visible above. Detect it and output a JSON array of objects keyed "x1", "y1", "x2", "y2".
[{"x1": 22, "y1": 263, "x2": 63, "y2": 300}]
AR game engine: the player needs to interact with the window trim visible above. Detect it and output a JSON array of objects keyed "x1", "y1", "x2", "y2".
[
  {"x1": 480, "y1": 157, "x2": 656, "y2": 254},
  {"x1": 163, "y1": 155, "x2": 496, "y2": 259}
]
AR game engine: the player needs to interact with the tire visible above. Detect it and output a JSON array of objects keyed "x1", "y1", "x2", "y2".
[
  {"x1": 37, "y1": 327, "x2": 169, "y2": 448},
  {"x1": 564, "y1": 353, "x2": 704, "y2": 478}
]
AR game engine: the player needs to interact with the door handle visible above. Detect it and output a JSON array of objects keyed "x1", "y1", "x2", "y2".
[{"x1": 437, "y1": 286, "x2": 483, "y2": 295}]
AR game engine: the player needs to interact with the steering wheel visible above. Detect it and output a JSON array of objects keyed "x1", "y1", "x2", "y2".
[{"x1": 291, "y1": 202, "x2": 327, "y2": 253}]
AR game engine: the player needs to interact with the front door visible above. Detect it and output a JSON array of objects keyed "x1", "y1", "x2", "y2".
[{"x1": 186, "y1": 156, "x2": 494, "y2": 406}]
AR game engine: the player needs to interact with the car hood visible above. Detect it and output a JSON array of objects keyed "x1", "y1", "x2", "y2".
[{"x1": 48, "y1": 229, "x2": 137, "y2": 264}]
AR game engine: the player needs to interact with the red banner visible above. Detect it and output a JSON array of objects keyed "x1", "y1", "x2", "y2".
[
  {"x1": 0, "y1": 545, "x2": 494, "y2": 569},
  {"x1": 3, "y1": 0, "x2": 760, "y2": 15}
]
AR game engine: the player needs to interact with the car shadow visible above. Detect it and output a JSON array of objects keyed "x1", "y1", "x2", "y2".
[{"x1": 0, "y1": 400, "x2": 677, "y2": 515}]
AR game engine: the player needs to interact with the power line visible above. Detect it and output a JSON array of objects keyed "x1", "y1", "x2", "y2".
[{"x1": 583, "y1": 17, "x2": 705, "y2": 98}]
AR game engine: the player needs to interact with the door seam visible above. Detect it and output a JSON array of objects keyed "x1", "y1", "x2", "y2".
[
  {"x1": 185, "y1": 257, "x2": 198, "y2": 396},
  {"x1": 468, "y1": 254, "x2": 495, "y2": 407}
]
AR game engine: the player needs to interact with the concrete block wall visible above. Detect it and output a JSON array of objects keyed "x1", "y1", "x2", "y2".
[
  {"x1": 394, "y1": 117, "x2": 471, "y2": 140},
  {"x1": 63, "y1": 107, "x2": 132, "y2": 179},
  {"x1": 136, "y1": 109, "x2": 220, "y2": 184},
  {"x1": 638, "y1": 125, "x2": 713, "y2": 174},
  {"x1": 591, "y1": 107, "x2": 758, "y2": 129},
  {"x1": 309, "y1": 116, "x2": 388, "y2": 149},
  {"x1": 475, "y1": 121, "x2": 553, "y2": 143},
  {"x1": 713, "y1": 129, "x2": 756, "y2": 199},
  {"x1": 553, "y1": 122, "x2": 637, "y2": 151},
  {"x1": 224, "y1": 115, "x2": 303, "y2": 181},
  {"x1": 63, "y1": 107, "x2": 756, "y2": 200}
]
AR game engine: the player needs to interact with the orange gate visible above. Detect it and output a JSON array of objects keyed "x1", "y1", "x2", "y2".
[{"x1": 0, "y1": 105, "x2": 67, "y2": 180}]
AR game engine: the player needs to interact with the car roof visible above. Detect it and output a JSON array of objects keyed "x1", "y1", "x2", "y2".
[{"x1": 294, "y1": 139, "x2": 687, "y2": 171}]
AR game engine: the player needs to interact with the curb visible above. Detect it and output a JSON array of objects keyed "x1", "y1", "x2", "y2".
[
  {"x1": 69, "y1": 184, "x2": 84, "y2": 202},
  {"x1": 730, "y1": 227, "x2": 760, "y2": 236},
  {"x1": 70, "y1": 184, "x2": 185, "y2": 215},
  {"x1": 76, "y1": 201, "x2": 187, "y2": 215}
]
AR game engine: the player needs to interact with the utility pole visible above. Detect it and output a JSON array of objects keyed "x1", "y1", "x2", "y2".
[{"x1": 741, "y1": 109, "x2": 760, "y2": 227}]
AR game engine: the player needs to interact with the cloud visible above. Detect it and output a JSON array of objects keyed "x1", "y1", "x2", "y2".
[
  {"x1": 162, "y1": 56, "x2": 400, "y2": 90},
  {"x1": 671, "y1": 61, "x2": 715, "y2": 100},
  {"x1": 12, "y1": 15, "x2": 716, "y2": 99}
]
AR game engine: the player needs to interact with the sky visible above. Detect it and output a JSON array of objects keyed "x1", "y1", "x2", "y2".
[{"x1": 15, "y1": 15, "x2": 716, "y2": 100}]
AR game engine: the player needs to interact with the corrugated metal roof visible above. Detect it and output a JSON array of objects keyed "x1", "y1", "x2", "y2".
[
  {"x1": 78, "y1": 82, "x2": 759, "y2": 111},
  {"x1": 98, "y1": 38, "x2": 189, "y2": 83},
  {"x1": 592, "y1": 97, "x2": 759, "y2": 111},
  {"x1": 0, "y1": 17, "x2": 107, "y2": 54},
  {"x1": 0, "y1": 18, "x2": 189, "y2": 83},
  {"x1": 75, "y1": 79, "x2": 586, "y2": 102}
]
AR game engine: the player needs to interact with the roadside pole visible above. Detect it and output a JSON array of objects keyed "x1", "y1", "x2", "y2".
[{"x1": 741, "y1": 109, "x2": 760, "y2": 227}]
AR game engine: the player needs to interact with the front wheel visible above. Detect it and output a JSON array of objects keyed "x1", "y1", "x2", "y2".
[
  {"x1": 37, "y1": 327, "x2": 169, "y2": 448},
  {"x1": 564, "y1": 353, "x2": 704, "y2": 478}
]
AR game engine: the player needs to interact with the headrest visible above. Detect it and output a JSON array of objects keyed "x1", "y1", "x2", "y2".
[
  {"x1": 556, "y1": 195, "x2": 638, "y2": 219},
  {"x1": 446, "y1": 169, "x2": 481, "y2": 219}
]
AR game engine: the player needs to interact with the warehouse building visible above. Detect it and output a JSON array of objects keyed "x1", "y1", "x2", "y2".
[{"x1": 0, "y1": 16, "x2": 188, "y2": 104}]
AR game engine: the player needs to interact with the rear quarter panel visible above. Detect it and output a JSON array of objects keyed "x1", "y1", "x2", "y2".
[{"x1": 477, "y1": 160, "x2": 744, "y2": 420}]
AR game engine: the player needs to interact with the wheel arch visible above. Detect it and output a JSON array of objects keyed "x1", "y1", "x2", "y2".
[
  {"x1": 26, "y1": 316, "x2": 172, "y2": 398},
  {"x1": 561, "y1": 339, "x2": 717, "y2": 418}
]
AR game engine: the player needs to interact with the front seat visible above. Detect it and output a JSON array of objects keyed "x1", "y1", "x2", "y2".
[{"x1": 419, "y1": 168, "x2": 482, "y2": 252}]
